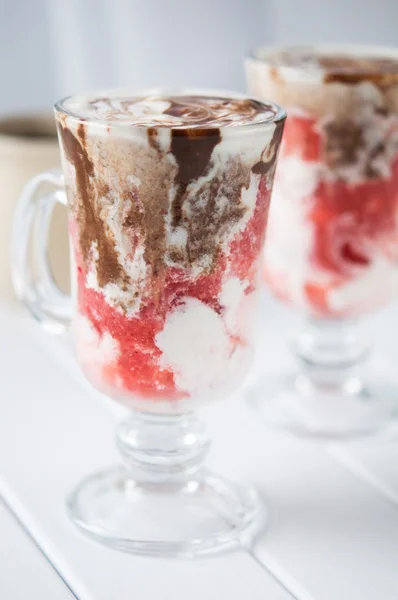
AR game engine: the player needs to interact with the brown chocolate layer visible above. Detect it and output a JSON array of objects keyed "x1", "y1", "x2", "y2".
[
  {"x1": 320, "y1": 55, "x2": 398, "y2": 85},
  {"x1": 121, "y1": 134, "x2": 176, "y2": 280},
  {"x1": 58, "y1": 122, "x2": 123, "y2": 288},
  {"x1": 170, "y1": 128, "x2": 221, "y2": 227},
  {"x1": 180, "y1": 159, "x2": 250, "y2": 267},
  {"x1": 324, "y1": 121, "x2": 364, "y2": 168}
]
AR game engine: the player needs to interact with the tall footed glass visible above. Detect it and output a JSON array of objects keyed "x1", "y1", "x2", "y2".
[
  {"x1": 246, "y1": 45, "x2": 398, "y2": 439},
  {"x1": 11, "y1": 89, "x2": 285, "y2": 556}
]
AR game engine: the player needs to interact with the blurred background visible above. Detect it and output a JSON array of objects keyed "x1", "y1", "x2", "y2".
[
  {"x1": 2, "y1": 0, "x2": 398, "y2": 114},
  {"x1": 1, "y1": 0, "x2": 398, "y2": 301}
]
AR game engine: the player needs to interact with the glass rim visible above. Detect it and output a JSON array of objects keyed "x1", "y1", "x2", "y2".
[
  {"x1": 54, "y1": 87, "x2": 286, "y2": 132},
  {"x1": 247, "y1": 42, "x2": 398, "y2": 69}
]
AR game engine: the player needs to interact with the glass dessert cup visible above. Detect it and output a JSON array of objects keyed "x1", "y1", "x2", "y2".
[
  {"x1": 246, "y1": 45, "x2": 398, "y2": 440},
  {"x1": 11, "y1": 89, "x2": 286, "y2": 556},
  {"x1": 249, "y1": 315, "x2": 398, "y2": 440}
]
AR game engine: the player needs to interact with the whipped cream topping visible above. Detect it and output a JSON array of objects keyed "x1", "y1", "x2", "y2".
[
  {"x1": 252, "y1": 45, "x2": 398, "y2": 82},
  {"x1": 266, "y1": 47, "x2": 398, "y2": 70},
  {"x1": 60, "y1": 92, "x2": 280, "y2": 128}
]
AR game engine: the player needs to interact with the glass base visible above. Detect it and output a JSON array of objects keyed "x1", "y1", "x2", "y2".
[
  {"x1": 247, "y1": 371, "x2": 398, "y2": 440},
  {"x1": 67, "y1": 466, "x2": 265, "y2": 557}
]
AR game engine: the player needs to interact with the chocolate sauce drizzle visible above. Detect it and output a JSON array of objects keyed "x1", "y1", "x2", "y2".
[
  {"x1": 58, "y1": 122, "x2": 123, "y2": 287},
  {"x1": 170, "y1": 128, "x2": 221, "y2": 227}
]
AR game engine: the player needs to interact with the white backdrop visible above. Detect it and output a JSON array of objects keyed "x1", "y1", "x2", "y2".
[
  {"x1": 1, "y1": 0, "x2": 266, "y2": 114},
  {"x1": 268, "y1": 0, "x2": 398, "y2": 46},
  {"x1": 1, "y1": 0, "x2": 398, "y2": 114}
]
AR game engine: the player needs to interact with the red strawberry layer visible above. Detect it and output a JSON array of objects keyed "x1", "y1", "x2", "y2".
[
  {"x1": 72, "y1": 176, "x2": 270, "y2": 402},
  {"x1": 266, "y1": 113, "x2": 398, "y2": 317}
]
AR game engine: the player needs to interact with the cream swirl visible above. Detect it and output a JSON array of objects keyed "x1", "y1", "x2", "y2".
[{"x1": 60, "y1": 92, "x2": 280, "y2": 128}]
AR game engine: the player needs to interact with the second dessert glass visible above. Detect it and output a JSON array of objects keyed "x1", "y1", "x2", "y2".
[
  {"x1": 246, "y1": 45, "x2": 398, "y2": 439},
  {"x1": 11, "y1": 89, "x2": 285, "y2": 556}
]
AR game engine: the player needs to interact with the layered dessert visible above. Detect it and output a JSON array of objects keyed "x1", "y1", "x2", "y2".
[
  {"x1": 247, "y1": 46, "x2": 398, "y2": 317},
  {"x1": 56, "y1": 92, "x2": 284, "y2": 410}
]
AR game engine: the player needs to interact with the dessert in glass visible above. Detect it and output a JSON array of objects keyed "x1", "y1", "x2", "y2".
[
  {"x1": 11, "y1": 89, "x2": 285, "y2": 555},
  {"x1": 246, "y1": 45, "x2": 398, "y2": 439}
]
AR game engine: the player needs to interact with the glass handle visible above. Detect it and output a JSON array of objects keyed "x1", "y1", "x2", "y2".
[{"x1": 11, "y1": 169, "x2": 72, "y2": 333}]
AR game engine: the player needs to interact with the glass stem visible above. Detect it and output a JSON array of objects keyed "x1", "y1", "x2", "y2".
[
  {"x1": 293, "y1": 318, "x2": 372, "y2": 392},
  {"x1": 116, "y1": 411, "x2": 210, "y2": 483}
]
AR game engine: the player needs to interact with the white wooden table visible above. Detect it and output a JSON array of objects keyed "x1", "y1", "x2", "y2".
[{"x1": 1, "y1": 294, "x2": 398, "y2": 599}]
